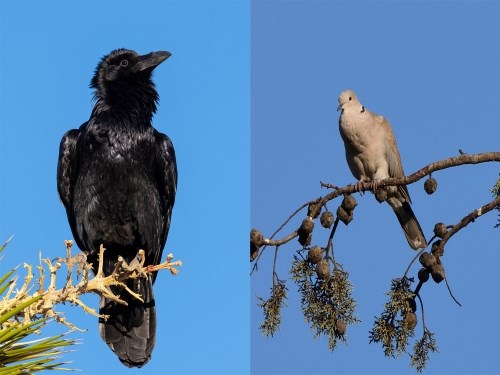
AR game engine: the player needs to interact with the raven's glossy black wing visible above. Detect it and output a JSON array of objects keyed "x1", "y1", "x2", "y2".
[
  {"x1": 57, "y1": 128, "x2": 83, "y2": 249},
  {"x1": 153, "y1": 129, "x2": 177, "y2": 269}
]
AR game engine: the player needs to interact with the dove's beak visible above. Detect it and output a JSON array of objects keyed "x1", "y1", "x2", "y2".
[{"x1": 337, "y1": 103, "x2": 343, "y2": 112}]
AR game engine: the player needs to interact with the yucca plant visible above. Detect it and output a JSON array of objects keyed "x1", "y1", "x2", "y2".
[
  {"x1": 0, "y1": 237, "x2": 181, "y2": 373},
  {"x1": 0, "y1": 238, "x2": 74, "y2": 373},
  {"x1": 0, "y1": 319, "x2": 74, "y2": 373}
]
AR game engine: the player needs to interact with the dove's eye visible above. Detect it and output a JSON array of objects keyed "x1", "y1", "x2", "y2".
[{"x1": 349, "y1": 96, "x2": 352, "y2": 101}]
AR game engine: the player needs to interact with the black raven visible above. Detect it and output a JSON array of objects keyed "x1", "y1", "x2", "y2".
[{"x1": 57, "y1": 48, "x2": 177, "y2": 367}]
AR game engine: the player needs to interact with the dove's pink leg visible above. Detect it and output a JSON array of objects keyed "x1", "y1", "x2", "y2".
[
  {"x1": 353, "y1": 180, "x2": 364, "y2": 193},
  {"x1": 353, "y1": 179, "x2": 379, "y2": 193},
  {"x1": 369, "y1": 179, "x2": 379, "y2": 192},
  {"x1": 354, "y1": 180, "x2": 379, "y2": 194}
]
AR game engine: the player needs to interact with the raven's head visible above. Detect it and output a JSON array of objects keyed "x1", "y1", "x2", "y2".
[{"x1": 91, "y1": 49, "x2": 171, "y2": 116}]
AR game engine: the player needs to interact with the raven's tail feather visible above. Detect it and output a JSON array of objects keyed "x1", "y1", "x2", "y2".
[{"x1": 98, "y1": 277, "x2": 156, "y2": 368}]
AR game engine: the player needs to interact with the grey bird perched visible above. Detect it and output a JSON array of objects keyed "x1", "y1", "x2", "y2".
[
  {"x1": 337, "y1": 89, "x2": 426, "y2": 250},
  {"x1": 57, "y1": 49, "x2": 177, "y2": 367}
]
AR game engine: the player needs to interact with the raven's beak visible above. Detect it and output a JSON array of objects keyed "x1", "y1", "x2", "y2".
[{"x1": 134, "y1": 51, "x2": 171, "y2": 72}]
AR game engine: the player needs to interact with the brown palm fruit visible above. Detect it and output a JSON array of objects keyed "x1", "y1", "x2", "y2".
[
  {"x1": 335, "y1": 320, "x2": 346, "y2": 336},
  {"x1": 320, "y1": 211, "x2": 334, "y2": 228},
  {"x1": 250, "y1": 228, "x2": 263, "y2": 262},
  {"x1": 316, "y1": 259, "x2": 330, "y2": 280},
  {"x1": 375, "y1": 188, "x2": 388, "y2": 203},
  {"x1": 298, "y1": 217, "x2": 314, "y2": 246},
  {"x1": 424, "y1": 177, "x2": 437, "y2": 194},
  {"x1": 403, "y1": 312, "x2": 418, "y2": 330},
  {"x1": 418, "y1": 268, "x2": 430, "y2": 283},
  {"x1": 433, "y1": 223, "x2": 447, "y2": 238},
  {"x1": 307, "y1": 246, "x2": 323, "y2": 264},
  {"x1": 337, "y1": 205, "x2": 353, "y2": 225},
  {"x1": 430, "y1": 263, "x2": 445, "y2": 283},
  {"x1": 342, "y1": 194, "x2": 357, "y2": 212},
  {"x1": 419, "y1": 252, "x2": 437, "y2": 269}
]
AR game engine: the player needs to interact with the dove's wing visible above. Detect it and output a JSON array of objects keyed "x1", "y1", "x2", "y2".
[{"x1": 378, "y1": 115, "x2": 411, "y2": 203}]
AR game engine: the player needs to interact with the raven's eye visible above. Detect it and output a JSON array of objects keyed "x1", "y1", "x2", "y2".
[{"x1": 120, "y1": 59, "x2": 129, "y2": 67}]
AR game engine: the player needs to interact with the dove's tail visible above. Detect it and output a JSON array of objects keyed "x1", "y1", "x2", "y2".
[
  {"x1": 387, "y1": 198, "x2": 427, "y2": 250},
  {"x1": 98, "y1": 276, "x2": 156, "y2": 368}
]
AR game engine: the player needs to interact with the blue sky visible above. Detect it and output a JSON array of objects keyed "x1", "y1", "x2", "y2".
[
  {"x1": 1, "y1": 1, "x2": 499, "y2": 374},
  {"x1": 0, "y1": 1, "x2": 249, "y2": 374},
  {"x1": 251, "y1": 1, "x2": 499, "y2": 375}
]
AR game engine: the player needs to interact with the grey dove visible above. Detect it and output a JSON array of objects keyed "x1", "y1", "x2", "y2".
[{"x1": 337, "y1": 89, "x2": 427, "y2": 250}]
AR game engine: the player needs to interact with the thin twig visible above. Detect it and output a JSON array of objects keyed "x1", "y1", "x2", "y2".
[
  {"x1": 252, "y1": 200, "x2": 318, "y2": 270},
  {"x1": 403, "y1": 248, "x2": 427, "y2": 279},
  {"x1": 272, "y1": 246, "x2": 280, "y2": 286},
  {"x1": 443, "y1": 268, "x2": 462, "y2": 307},
  {"x1": 416, "y1": 293, "x2": 427, "y2": 332},
  {"x1": 324, "y1": 218, "x2": 340, "y2": 263},
  {"x1": 320, "y1": 181, "x2": 340, "y2": 190}
]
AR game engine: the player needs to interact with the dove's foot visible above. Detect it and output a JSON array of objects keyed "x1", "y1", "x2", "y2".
[
  {"x1": 353, "y1": 179, "x2": 379, "y2": 194},
  {"x1": 368, "y1": 179, "x2": 379, "y2": 192},
  {"x1": 353, "y1": 180, "x2": 365, "y2": 194}
]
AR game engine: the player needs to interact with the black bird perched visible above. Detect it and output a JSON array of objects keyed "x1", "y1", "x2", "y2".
[{"x1": 57, "y1": 48, "x2": 177, "y2": 367}]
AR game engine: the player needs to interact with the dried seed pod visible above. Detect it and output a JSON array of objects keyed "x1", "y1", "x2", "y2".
[
  {"x1": 316, "y1": 259, "x2": 330, "y2": 280},
  {"x1": 250, "y1": 245, "x2": 259, "y2": 262},
  {"x1": 375, "y1": 188, "x2": 388, "y2": 203},
  {"x1": 250, "y1": 228, "x2": 263, "y2": 262},
  {"x1": 307, "y1": 203, "x2": 321, "y2": 219},
  {"x1": 298, "y1": 232, "x2": 312, "y2": 247},
  {"x1": 431, "y1": 240, "x2": 444, "y2": 257},
  {"x1": 320, "y1": 211, "x2": 334, "y2": 228},
  {"x1": 250, "y1": 228, "x2": 263, "y2": 247},
  {"x1": 337, "y1": 205, "x2": 353, "y2": 225},
  {"x1": 342, "y1": 194, "x2": 358, "y2": 212},
  {"x1": 418, "y1": 267, "x2": 430, "y2": 283},
  {"x1": 419, "y1": 252, "x2": 437, "y2": 269},
  {"x1": 335, "y1": 320, "x2": 347, "y2": 336},
  {"x1": 406, "y1": 298, "x2": 417, "y2": 313},
  {"x1": 300, "y1": 217, "x2": 314, "y2": 234},
  {"x1": 424, "y1": 177, "x2": 437, "y2": 195},
  {"x1": 433, "y1": 223, "x2": 447, "y2": 238},
  {"x1": 307, "y1": 246, "x2": 323, "y2": 264},
  {"x1": 403, "y1": 312, "x2": 418, "y2": 330},
  {"x1": 430, "y1": 263, "x2": 445, "y2": 283},
  {"x1": 298, "y1": 217, "x2": 314, "y2": 246}
]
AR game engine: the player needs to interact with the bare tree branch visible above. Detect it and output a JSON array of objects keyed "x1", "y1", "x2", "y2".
[
  {"x1": 433, "y1": 195, "x2": 500, "y2": 254},
  {"x1": 253, "y1": 152, "x2": 500, "y2": 251},
  {"x1": 252, "y1": 151, "x2": 499, "y2": 372}
]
